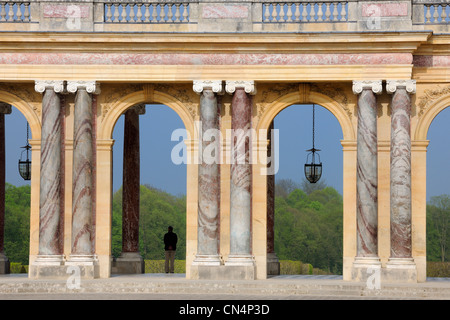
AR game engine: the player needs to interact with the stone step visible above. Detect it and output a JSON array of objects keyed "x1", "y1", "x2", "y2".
[{"x1": 1, "y1": 275, "x2": 449, "y2": 299}]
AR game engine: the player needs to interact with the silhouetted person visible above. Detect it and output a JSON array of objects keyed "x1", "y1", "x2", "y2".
[{"x1": 164, "y1": 226, "x2": 177, "y2": 273}]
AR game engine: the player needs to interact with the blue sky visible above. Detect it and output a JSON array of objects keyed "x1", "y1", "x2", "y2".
[{"x1": 4, "y1": 102, "x2": 450, "y2": 201}]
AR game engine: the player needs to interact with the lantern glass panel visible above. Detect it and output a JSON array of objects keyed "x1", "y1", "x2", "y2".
[
  {"x1": 304, "y1": 162, "x2": 322, "y2": 184},
  {"x1": 18, "y1": 160, "x2": 31, "y2": 181}
]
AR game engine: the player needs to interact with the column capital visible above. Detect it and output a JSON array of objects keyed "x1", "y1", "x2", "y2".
[
  {"x1": 130, "y1": 104, "x2": 146, "y2": 115},
  {"x1": 352, "y1": 80, "x2": 382, "y2": 95},
  {"x1": 67, "y1": 81, "x2": 101, "y2": 95},
  {"x1": 386, "y1": 80, "x2": 416, "y2": 95},
  {"x1": 193, "y1": 80, "x2": 224, "y2": 95},
  {"x1": 34, "y1": 80, "x2": 65, "y2": 94},
  {"x1": 225, "y1": 80, "x2": 256, "y2": 95},
  {"x1": 0, "y1": 103, "x2": 12, "y2": 114}
]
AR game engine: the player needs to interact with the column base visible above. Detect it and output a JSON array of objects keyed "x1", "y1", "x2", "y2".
[
  {"x1": 267, "y1": 252, "x2": 280, "y2": 275},
  {"x1": 0, "y1": 252, "x2": 10, "y2": 274},
  {"x1": 350, "y1": 256, "x2": 381, "y2": 282},
  {"x1": 112, "y1": 252, "x2": 145, "y2": 274},
  {"x1": 192, "y1": 254, "x2": 222, "y2": 266},
  {"x1": 28, "y1": 254, "x2": 66, "y2": 279},
  {"x1": 383, "y1": 257, "x2": 417, "y2": 283},
  {"x1": 66, "y1": 254, "x2": 99, "y2": 279}
]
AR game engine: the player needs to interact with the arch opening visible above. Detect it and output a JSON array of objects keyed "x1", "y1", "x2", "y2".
[
  {"x1": 110, "y1": 103, "x2": 188, "y2": 276},
  {"x1": 265, "y1": 101, "x2": 345, "y2": 277},
  {"x1": 425, "y1": 106, "x2": 450, "y2": 266}
]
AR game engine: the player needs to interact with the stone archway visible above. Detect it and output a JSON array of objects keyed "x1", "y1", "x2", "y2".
[
  {"x1": 253, "y1": 87, "x2": 356, "y2": 280},
  {"x1": 0, "y1": 90, "x2": 41, "y2": 274},
  {"x1": 412, "y1": 91, "x2": 450, "y2": 282},
  {"x1": 96, "y1": 87, "x2": 197, "y2": 278}
]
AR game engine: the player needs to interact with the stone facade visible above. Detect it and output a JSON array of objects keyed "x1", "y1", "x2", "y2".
[{"x1": 0, "y1": 0, "x2": 448, "y2": 283}]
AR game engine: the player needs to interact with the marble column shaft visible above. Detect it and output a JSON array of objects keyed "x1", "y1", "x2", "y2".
[
  {"x1": 197, "y1": 89, "x2": 221, "y2": 258},
  {"x1": 266, "y1": 121, "x2": 275, "y2": 255},
  {"x1": 71, "y1": 88, "x2": 94, "y2": 256},
  {"x1": 229, "y1": 88, "x2": 253, "y2": 257},
  {"x1": 0, "y1": 104, "x2": 10, "y2": 255},
  {"x1": 122, "y1": 107, "x2": 140, "y2": 253},
  {"x1": 355, "y1": 82, "x2": 380, "y2": 259},
  {"x1": 389, "y1": 86, "x2": 413, "y2": 259},
  {"x1": 39, "y1": 88, "x2": 63, "y2": 256}
]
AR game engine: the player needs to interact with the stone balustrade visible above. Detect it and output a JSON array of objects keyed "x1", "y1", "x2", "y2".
[
  {"x1": 0, "y1": 2, "x2": 30, "y2": 22},
  {"x1": 262, "y1": 1, "x2": 348, "y2": 23},
  {"x1": 0, "y1": 0, "x2": 447, "y2": 32},
  {"x1": 103, "y1": 2, "x2": 190, "y2": 23},
  {"x1": 423, "y1": 2, "x2": 450, "y2": 24}
]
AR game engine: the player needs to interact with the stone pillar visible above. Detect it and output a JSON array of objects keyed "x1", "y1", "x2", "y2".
[
  {"x1": 351, "y1": 80, "x2": 382, "y2": 280},
  {"x1": 224, "y1": 80, "x2": 256, "y2": 279},
  {"x1": 30, "y1": 81, "x2": 65, "y2": 278},
  {"x1": 66, "y1": 81, "x2": 100, "y2": 278},
  {"x1": 114, "y1": 104, "x2": 145, "y2": 274},
  {"x1": 192, "y1": 80, "x2": 223, "y2": 269},
  {"x1": 0, "y1": 103, "x2": 11, "y2": 274},
  {"x1": 266, "y1": 121, "x2": 280, "y2": 275},
  {"x1": 385, "y1": 80, "x2": 417, "y2": 283}
]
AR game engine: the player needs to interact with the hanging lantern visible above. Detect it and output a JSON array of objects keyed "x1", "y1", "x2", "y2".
[
  {"x1": 18, "y1": 122, "x2": 31, "y2": 181},
  {"x1": 304, "y1": 104, "x2": 322, "y2": 184}
]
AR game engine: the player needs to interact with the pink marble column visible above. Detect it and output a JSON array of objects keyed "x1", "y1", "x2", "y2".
[
  {"x1": 266, "y1": 122, "x2": 275, "y2": 255},
  {"x1": 225, "y1": 81, "x2": 255, "y2": 265},
  {"x1": 122, "y1": 106, "x2": 144, "y2": 254},
  {"x1": 67, "y1": 81, "x2": 99, "y2": 263},
  {"x1": 352, "y1": 80, "x2": 382, "y2": 266},
  {"x1": 193, "y1": 81, "x2": 222, "y2": 265},
  {"x1": 386, "y1": 80, "x2": 416, "y2": 264},
  {"x1": 35, "y1": 81, "x2": 65, "y2": 262},
  {"x1": 0, "y1": 103, "x2": 11, "y2": 274},
  {"x1": 266, "y1": 121, "x2": 280, "y2": 275}
]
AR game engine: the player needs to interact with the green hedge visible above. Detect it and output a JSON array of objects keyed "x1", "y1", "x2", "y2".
[
  {"x1": 279, "y1": 260, "x2": 331, "y2": 275},
  {"x1": 144, "y1": 260, "x2": 186, "y2": 273},
  {"x1": 10, "y1": 261, "x2": 450, "y2": 277},
  {"x1": 427, "y1": 262, "x2": 450, "y2": 277},
  {"x1": 9, "y1": 262, "x2": 27, "y2": 274}
]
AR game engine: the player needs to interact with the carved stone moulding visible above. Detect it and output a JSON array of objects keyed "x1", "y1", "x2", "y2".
[
  {"x1": 193, "y1": 80, "x2": 224, "y2": 95},
  {"x1": 386, "y1": 80, "x2": 416, "y2": 95},
  {"x1": 225, "y1": 80, "x2": 257, "y2": 95},
  {"x1": 352, "y1": 80, "x2": 383, "y2": 95},
  {"x1": 66, "y1": 81, "x2": 101, "y2": 95},
  {"x1": 34, "y1": 80, "x2": 65, "y2": 94}
]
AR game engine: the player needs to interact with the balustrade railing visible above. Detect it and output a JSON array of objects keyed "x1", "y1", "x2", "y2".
[
  {"x1": 104, "y1": 2, "x2": 190, "y2": 23},
  {"x1": 0, "y1": 1, "x2": 30, "y2": 22},
  {"x1": 0, "y1": 1, "x2": 447, "y2": 31},
  {"x1": 423, "y1": 3, "x2": 450, "y2": 24},
  {"x1": 262, "y1": 1, "x2": 348, "y2": 23}
]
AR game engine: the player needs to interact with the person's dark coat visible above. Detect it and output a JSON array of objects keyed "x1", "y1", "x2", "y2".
[{"x1": 164, "y1": 231, "x2": 178, "y2": 251}]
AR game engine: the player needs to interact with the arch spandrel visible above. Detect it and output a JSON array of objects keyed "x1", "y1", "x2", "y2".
[
  {"x1": 98, "y1": 85, "x2": 197, "y2": 141},
  {"x1": 255, "y1": 88, "x2": 355, "y2": 141},
  {"x1": 414, "y1": 86, "x2": 450, "y2": 141},
  {"x1": 0, "y1": 89, "x2": 41, "y2": 140}
]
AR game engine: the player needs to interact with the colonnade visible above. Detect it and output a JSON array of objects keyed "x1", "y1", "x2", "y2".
[
  {"x1": 0, "y1": 78, "x2": 420, "y2": 282},
  {"x1": 352, "y1": 79, "x2": 417, "y2": 282},
  {"x1": 29, "y1": 80, "x2": 100, "y2": 278}
]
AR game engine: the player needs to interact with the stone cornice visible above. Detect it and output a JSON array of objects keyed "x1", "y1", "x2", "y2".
[
  {"x1": 8, "y1": 65, "x2": 412, "y2": 82},
  {"x1": 0, "y1": 32, "x2": 431, "y2": 55}
]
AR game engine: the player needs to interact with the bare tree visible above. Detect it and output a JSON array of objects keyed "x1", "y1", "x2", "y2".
[{"x1": 275, "y1": 178, "x2": 300, "y2": 198}]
